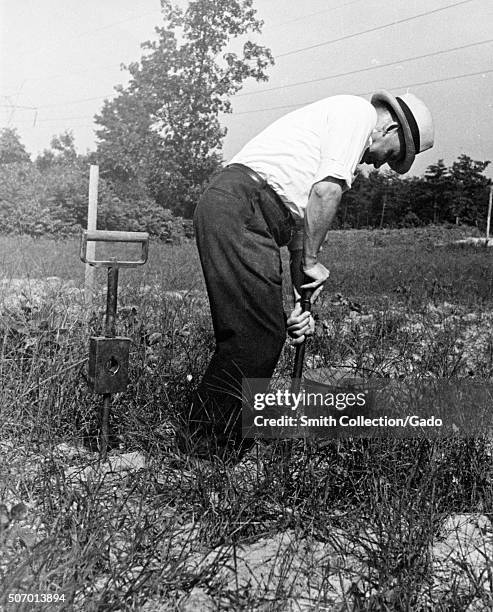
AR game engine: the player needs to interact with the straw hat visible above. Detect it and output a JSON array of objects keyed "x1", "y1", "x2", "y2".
[{"x1": 371, "y1": 90, "x2": 434, "y2": 174}]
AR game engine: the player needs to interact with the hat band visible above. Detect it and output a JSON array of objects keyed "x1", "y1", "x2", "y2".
[{"x1": 396, "y1": 97, "x2": 420, "y2": 153}]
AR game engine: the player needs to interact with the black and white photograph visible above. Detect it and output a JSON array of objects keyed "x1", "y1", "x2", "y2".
[{"x1": 1, "y1": 0, "x2": 493, "y2": 609}]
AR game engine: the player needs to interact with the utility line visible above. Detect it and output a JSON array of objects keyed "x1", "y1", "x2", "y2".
[
  {"x1": 229, "y1": 68, "x2": 493, "y2": 116},
  {"x1": 23, "y1": 37, "x2": 493, "y2": 116},
  {"x1": 236, "y1": 38, "x2": 493, "y2": 97},
  {"x1": 1, "y1": 0, "x2": 369, "y2": 90},
  {"x1": 11, "y1": 66, "x2": 492, "y2": 127},
  {"x1": 272, "y1": 0, "x2": 366, "y2": 29},
  {"x1": 19, "y1": 115, "x2": 97, "y2": 123},
  {"x1": 277, "y1": 0, "x2": 477, "y2": 58},
  {"x1": 6, "y1": 122, "x2": 99, "y2": 129},
  {"x1": 0, "y1": 103, "x2": 37, "y2": 110},
  {"x1": 30, "y1": 0, "x2": 481, "y2": 89},
  {"x1": 75, "y1": 10, "x2": 158, "y2": 37},
  {"x1": 38, "y1": 94, "x2": 117, "y2": 109},
  {"x1": 11, "y1": 56, "x2": 493, "y2": 123},
  {"x1": 13, "y1": 62, "x2": 124, "y2": 86},
  {"x1": 12, "y1": 9, "x2": 160, "y2": 67},
  {"x1": 5, "y1": 1, "x2": 364, "y2": 89},
  {"x1": 12, "y1": 0, "x2": 481, "y2": 111}
]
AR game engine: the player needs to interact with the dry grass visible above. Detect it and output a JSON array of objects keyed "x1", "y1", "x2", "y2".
[{"x1": 1, "y1": 226, "x2": 493, "y2": 611}]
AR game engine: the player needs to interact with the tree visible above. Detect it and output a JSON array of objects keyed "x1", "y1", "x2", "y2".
[
  {"x1": 339, "y1": 170, "x2": 382, "y2": 228},
  {"x1": 448, "y1": 155, "x2": 490, "y2": 226},
  {"x1": 95, "y1": 0, "x2": 273, "y2": 217},
  {"x1": 36, "y1": 130, "x2": 78, "y2": 169},
  {"x1": 423, "y1": 160, "x2": 451, "y2": 224},
  {"x1": 0, "y1": 128, "x2": 31, "y2": 164}
]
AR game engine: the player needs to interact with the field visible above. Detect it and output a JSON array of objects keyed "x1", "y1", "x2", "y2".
[{"x1": 1, "y1": 226, "x2": 493, "y2": 611}]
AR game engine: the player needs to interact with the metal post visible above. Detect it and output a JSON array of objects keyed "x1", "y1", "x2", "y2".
[
  {"x1": 379, "y1": 193, "x2": 387, "y2": 229},
  {"x1": 80, "y1": 230, "x2": 149, "y2": 463},
  {"x1": 100, "y1": 265, "x2": 119, "y2": 461},
  {"x1": 486, "y1": 185, "x2": 492, "y2": 242},
  {"x1": 105, "y1": 266, "x2": 119, "y2": 338},
  {"x1": 85, "y1": 165, "x2": 99, "y2": 304},
  {"x1": 101, "y1": 395, "x2": 110, "y2": 462}
]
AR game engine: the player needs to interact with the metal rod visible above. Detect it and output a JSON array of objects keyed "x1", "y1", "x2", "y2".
[
  {"x1": 100, "y1": 394, "x2": 110, "y2": 462},
  {"x1": 100, "y1": 265, "x2": 119, "y2": 460},
  {"x1": 105, "y1": 266, "x2": 119, "y2": 338},
  {"x1": 486, "y1": 185, "x2": 492, "y2": 240},
  {"x1": 85, "y1": 229, "x2": 149, "y2": 243},
  {"x1": 290, "y1": 288, "x2": 313, "y2": 394},
  {"x1": 379, "y1": 192, "x2": 387, "y2": 229}
]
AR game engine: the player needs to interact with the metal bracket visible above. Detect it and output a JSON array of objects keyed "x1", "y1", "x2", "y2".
[
  {"x1": 80, "y1": 229, "x2": 149, "y2": 268},
  {"x1": 80, "y1": 228, "x2": 150, "y2": 460},
  {"x1": 88, "y1": 336, "x2": 131, "y2": 394}
]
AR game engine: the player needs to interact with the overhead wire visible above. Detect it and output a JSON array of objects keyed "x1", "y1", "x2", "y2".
[
  {"x1": 271, "y1": 0, "x2": 366, "y2": 29},
  {"x1": 10, "y1": 67, "x2": 492, "y2": 127},
  {"x1": 236, "y1": 38, "x2": 493, "y2": 97},
  {"x1": 26, "y1": 0, "x2": 481, "y2": 111},
  {"x1": 4, "y1": 0, "x2": 364, "y2": 89},
  {"x1": 0, "y1": 103, "x2": 37, "y2": 110},
  {"x1": 277, "y1": 0, "x2": 477, "y2": 58},
  {"x1": 75, "y1": 10, "x2": 159, "y2": 37},
  {"x1": 229, "y1": 68, "x2": 493, "y2": 116},
  {"x1": 11, "y1": 9, "x2": 161, "y2": 67},
  {"x1": 21, "y1": 36, "x2": 492, "y2": 122},
  {"x1": 13, "y1": 62, "x2": 125, "y2": 86},
  {"x1": 38, "y1": 94, "x2": 117, "y2": 109},
  {"x1": 18, "y1": 115, "x2": 98, "y2": 123},
  {"x1": 4, "y1": 0, "x2": 489, "y2": 130}
]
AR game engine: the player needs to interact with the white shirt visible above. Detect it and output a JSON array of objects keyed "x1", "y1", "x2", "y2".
[{"x1": 229, "y1": 95, "x2": 376, "y2": 219}]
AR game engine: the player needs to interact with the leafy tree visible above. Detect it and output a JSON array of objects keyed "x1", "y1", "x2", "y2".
[
  {"x1": 339, "y1": 156, "x2": 491, "y2": 229},
  {"x1": 95, "y1": 0, "x2": 273, "y2": 217},
  {"x1": 423, "y1": 160, "x2": 451, "y2": 224},
  {"x1": 36, "y1": 130, "x2": 78, "y2": 169},
  {"x1": 448, "y1": 154, "x2": 490, "y2": 227},
  {"x1": 0, "y1": 128, "x2": 31, "y2": 164},
  {"x1": 339, "y1": 170, "x2": 372, "y2": 228}
]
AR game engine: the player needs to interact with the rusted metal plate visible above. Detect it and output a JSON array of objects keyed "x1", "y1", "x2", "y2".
[{"x1": 88, "y1": 337, "x2": 130, "y2": 394}]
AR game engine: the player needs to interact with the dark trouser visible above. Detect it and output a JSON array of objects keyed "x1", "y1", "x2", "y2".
[{"x1": 188, "y1": 165, "x2": 294, "y2": 458}]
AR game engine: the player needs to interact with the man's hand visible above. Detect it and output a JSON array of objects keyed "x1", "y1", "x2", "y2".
[
  {"x1": 302, "y1": 262, "x2": 330, "y2": 303},
  {"x1": 287, "y1": 302, "x2": 315, "y2": 345}
]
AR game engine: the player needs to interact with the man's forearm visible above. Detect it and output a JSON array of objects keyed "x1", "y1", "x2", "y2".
[
  {"x1": 303, "y1": 183, "x2": 342, "y2": 269},
  {"x1": 288, "y1": 179, "x2": 342, "y2": 300}
]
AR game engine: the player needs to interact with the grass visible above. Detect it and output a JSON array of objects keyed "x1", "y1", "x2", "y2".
[{"x1": 1, "y1": 225, "x2": 493, "y2": 611}]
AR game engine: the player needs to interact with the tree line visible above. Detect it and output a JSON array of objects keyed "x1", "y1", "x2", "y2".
[
  {"x1": 0, "y1": 0, "x2": 491, "y2": 236},
  {"x1": 1, "y1": 125, "x2": 489, "y2": 237},
  {"x1": 337, "y1": 156, "x2": 491, "y2": 230},
  {"x1": 0, "y1": 129, "x2": 194, "y2": 240}
]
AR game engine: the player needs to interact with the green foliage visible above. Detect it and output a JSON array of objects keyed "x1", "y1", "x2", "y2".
[
  {"x1": 0, "y1": 128, "x2": 31, "y2": 164},
  {"x1": 36, "y1": 130, "x2": 78, "y2": 170},
  {"x1": 448, "y1": 154, "x2": 491, "y2": 226},
  {"x1": 424, "y1": 159, "x2": 451, "y2": 224},
  {"x1": 0, "y1": 161, "x2": 91, "y2": 235},
  {"x1": 95, "y1": 0, "x2": 274, "y2": 217},
  {"x1": 0, "y1": 150, "x2": 192, "y2": 241},
  {"x1": 337, "y1": 156, "x2": 491, "y2": 229},
  {"x1": 0, "y1": 126, "x2": 490, "y2": 236}
]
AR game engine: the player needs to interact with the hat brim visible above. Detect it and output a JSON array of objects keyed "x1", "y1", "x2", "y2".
[{"x1": 371, "y1": 90, "x2": 415, "y2": 174}]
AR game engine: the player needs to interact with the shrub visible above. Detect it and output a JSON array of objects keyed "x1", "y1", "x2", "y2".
[{"x1": 0, "y1": 161, "x2": 191, "y2": 241}]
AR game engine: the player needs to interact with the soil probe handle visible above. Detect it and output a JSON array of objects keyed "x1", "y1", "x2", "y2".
[{"x1": 291, "y1": 285, "x2": 313, "y2": 394}]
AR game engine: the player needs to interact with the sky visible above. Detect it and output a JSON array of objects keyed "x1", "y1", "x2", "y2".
[{"x1": 1, "y1": 0, "x2": 492, "y2": 178}]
